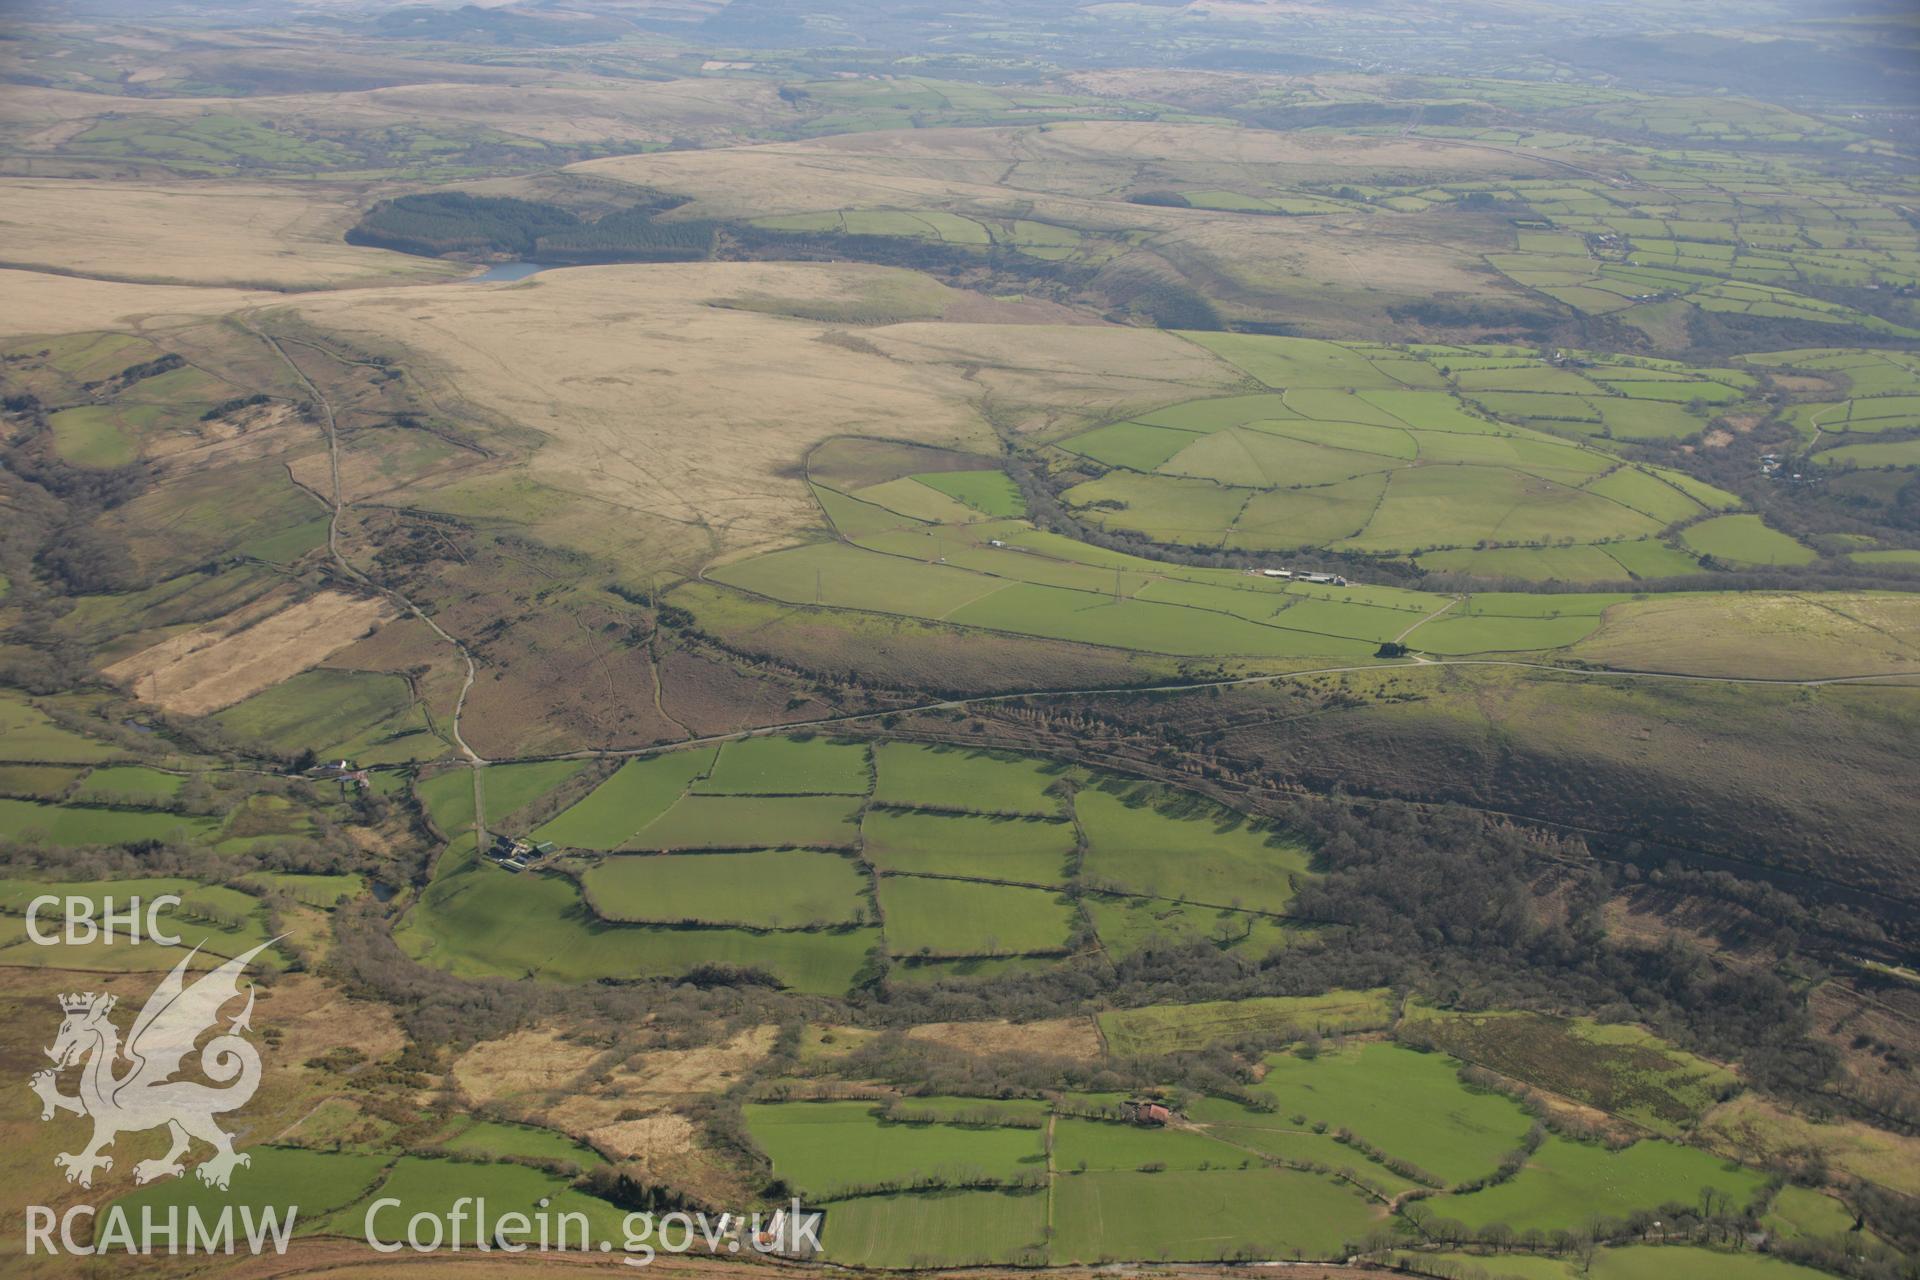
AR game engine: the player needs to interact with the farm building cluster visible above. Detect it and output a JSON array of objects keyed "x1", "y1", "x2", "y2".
[
  {"x1": 487, "y1": 834, "x2": 555, "y2": 871},
  {"x1": 1254, "y1": 568, "x2": 1350, "y2": 586}
]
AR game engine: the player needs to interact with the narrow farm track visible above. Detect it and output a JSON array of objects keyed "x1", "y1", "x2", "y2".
[
  {"x1": 245, "y1": 320, "x2": 491, "y2": 840},
  {"x1": 1395, "y1": 594, "x2": 1459, "y2": 643}
]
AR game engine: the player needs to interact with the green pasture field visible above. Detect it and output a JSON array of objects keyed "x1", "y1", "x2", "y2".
[
  {"x1": 1253, "y1": 415, "x2": 1418, "y2": 460},
  {"x1": 627, "y1": 793, "x2": 864, "y2": 850},
  {"x1": 1448, "y1": 590, "x2": 1624, "y2": 618},
  {"x1": 1406, "y1": 1008, "x2": 1739, "y2": 1134},
  {"x1": 744, "y1": 1101, "x2": 1046, "y2": 1198},
  {"x1": 1595, "y1": 378, "x2": 1746, "y2": 405},
  {"x1": 1098, "y1": 989, "x2": 1395, "y2": 1057},
  {"x1": 943, "y1": 580, "x2": 1378, "y2": 659},
  {"x1": 322, "y1": 1156, "x2": 574, "y2": 1246},
  {"x1": 245, "y1": 519, "x2": 322, "y2": 563},
  {"x1": 1642, "y1": 468, "x2": 1741, "y2": 511},
  {"x1": 1082, "y1": 894, "x2": 1293, "y2": 961},
  {"x1": 108, "y1": 456, "x2": 336, "y2": 584},
  {"x1": 878, "y1": 876, "x2": 1077, "y2": 956},
  {"x1": 1765, "y1": 1184, "x2": 1859, "y2": 1242},
  {"x1": 1594, "y1": 399, "x2": 1712, "y2": 440},
  {"x1": 812, "y1": 484, "x2": 924, "y2": 539},
  {"x1": 49, "y1": 406, "x2": 139, "y2": 468},
  {"x1": 1138, "y1": 393, "x2": 1298, "y2": 432},
  {"x1": 0, "y1": 764, "x2": 83, "y2": 796},
  {"x1": 440, "y1": 1119, "x2": 604, "y2": 1168},
  {"x1": 1399, "y1": 1247, "x2": 1838, "y2": 1280},
  {"x1": 1061, "y1": 471, "x2": 1251, "y2": 544},
  {"x1": 1851, "y1": 549, "x2": 1920, "y2": 567},
  {"x1": 852, "y1": 477, "x2": 987, "y2": 524},
  {"x1": 1387, "y1": 1251, "x2": 1578, "y2": 1279},
  {"x1": 1342, "y1": 466, "x2": 1661, "y2": 553},
  {"x1": 212, "y1": 793, "x2": 317, "y2": 855},
  {"x1": 0, "y1": 694, "x2": 118, "y2": 762},
  {"x1": 1818, "y1": 438, "x2": 1920, "y2": 469},
  {"x1": 1053, "y1": 366, "x2": 1716, "y2": 563},
  {"x1": 243, "y1": 870, "x2": 363, "y2": 908},
  {"x1": 0, "y1": 875, "x2": 278, "y2": 967},
  {"x1": 51, "y1": 562, "x2": 272, "y2": 648},
  {"x1": 583, "y1": 849, "x2": 868, "y2": 928},
  {"x1": 1061, "y1": 421, "x2": 1205, "y2": 470},
  {"x1": 861, "y1": 809, "x2": 1075, "y2": 881},
  {"x1": 694, "y1": 735, "x2": 871, "y2": 795},
  {"x1": 1454, "y1": 366, "x2": 1601, "y2": 396},
  {"x1": 695, "y1": 472, "x2": 1875, "y2": 665},
  {"x1": 887, "y1": 1096, "x2": 1051, "y2": 1123},
  {"x1": 1603, "y1": 538, "x2": 1710, "y2": 580},
  {"x1": 1360, "y1": 390, "x2": 1517, "y2": 436},
  {"x1": 821, "y1": 1188, "x2": 1047, "y2": 1268},
  {"x1": 397, "y1": 842, "x2": 875, "y2": 994},
  {"x1": 416, "y1": 759, "x2": 586, "y2": 838},
  {"x1": 110, "y1": 1146, "x2": 392, "y2": 1240},
  {"x1": 534, "y1": 749, "x2": 716, "y2": 849},
  {"x1": 1403, "y1": 611, "x2": 1605, "y2": 654},
  {"x1": 211, "y1": 670, "x2": 436, "y2": 764},
  {"x1": 713, "y1": 539, "x2": 1009, "y2": 619},
  {"x1": 711, "y1": 507, "x2": 1402, "y2": 657},
  {"x1": 1267, "y1": 388, "x2": 1404, "y2": 431},
  {"x1": 1416, "y1": 544, "x2": 1636, "y2": 582},
  {"x1": 1226, "y1": 477, "x2": 1386, "y2": 549},
  {"x1": 1790, "y1": 398, "x2": 1920, "y2": 435},
  {"x1": 1184, "y1": 334, "x2": 1400, "y2": 389},
  {"x1": 1048, "y1": 1167, "x2": 1382, "y2": 1263},
  {"x1": 1431, "y1": 1134, "x2": 1768, "y2": 1232},
  {"x1": 1399, "y1": 433, "x2": 1607, "y2": 482},
  {"x1": 72, "y1": 764, "x2": 184, "y2": 804},
  {"x1": 0, "y1": 915, "x2": 261, "y2": 972},
  {"x1": 1681, "y1": 514, "x2": 1816, "y2": 566},
  {"x1": 1075, "y1": 786, "x2": 1308, "y2": 914},
  {"x1": 1582, "y1": 468, "x2": 1711, "y2": 526},
  {"x1": 1192, "y1": 1100, "x2": 1426, "y2": 1198},
  {"x1": 1246, "y1": 1042, "x2": 1535, "y2": 1187},
  {"x1": 70, "y1": 113, "x2": 350, "y2": 173},
  {"x1": 1168, "y1": 586, "x2": 1419, "y2": 644},
  {"x1": 1472, "y1": 390, "x2": 1602, "y2": 423},
  {"x1": 912, "y1": 469, "x2": 1024, "y2": 516},
  {"x1": 5, "y1": 332, "x2": 153, "y2": 393},
  {"x1": 870, "y1": 742, "x2": 1066, "y2": 816},
  {"x1": 1053, "y1": 1117, "x2": 1252, "y2": 1172},
  {"x1": 0, "y1": 796, "x2": 218, "y2": 847},
  {"x1": 1157, "y1": 429, "x2": 1400, "y2": 489}
]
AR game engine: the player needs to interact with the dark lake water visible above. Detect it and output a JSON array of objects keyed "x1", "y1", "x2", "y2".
[{"x1": 467, "y1": 261, "x2": 549, "y2": 283}]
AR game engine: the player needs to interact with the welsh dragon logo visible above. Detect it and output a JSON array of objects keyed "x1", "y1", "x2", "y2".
[{"x1": 30, "y1": 942, "x2": 270, "y2": 1191}]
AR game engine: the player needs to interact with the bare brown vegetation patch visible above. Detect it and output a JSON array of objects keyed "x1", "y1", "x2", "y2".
[
  {"x1": 453, "y1": 1027, "x2": 604, "y2": 1105},
  {"x1": 105, "y1": 588, "x2": 397, "y2": 714},
  {"x1": 906, "y1": 1016, "x2": 1104, "y2": 1061}
]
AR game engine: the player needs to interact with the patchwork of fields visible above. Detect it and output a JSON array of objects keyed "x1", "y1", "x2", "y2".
[
  {"x1": 1052, "y1": 334, "x2": 1777, "y2": 580},
  {"x1": 697, "y1": 441, "x2": 1920, "y2": 673},
  {"x1": 741, "y1": 1038, "x2": 1801, "y2": 1270},
  {"x1": 399, "y1": 736, "x2": 1311, "y2": 993},
  {"x1": 4, "y1": 16, "x2": 1919, "y2": 1280},
  {"x1": 1336, "y1": 152, "x2": 1920, "y2": 341},
  {"x1": 0, "y1": 689, "x2": 408, "y2": 860}
]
